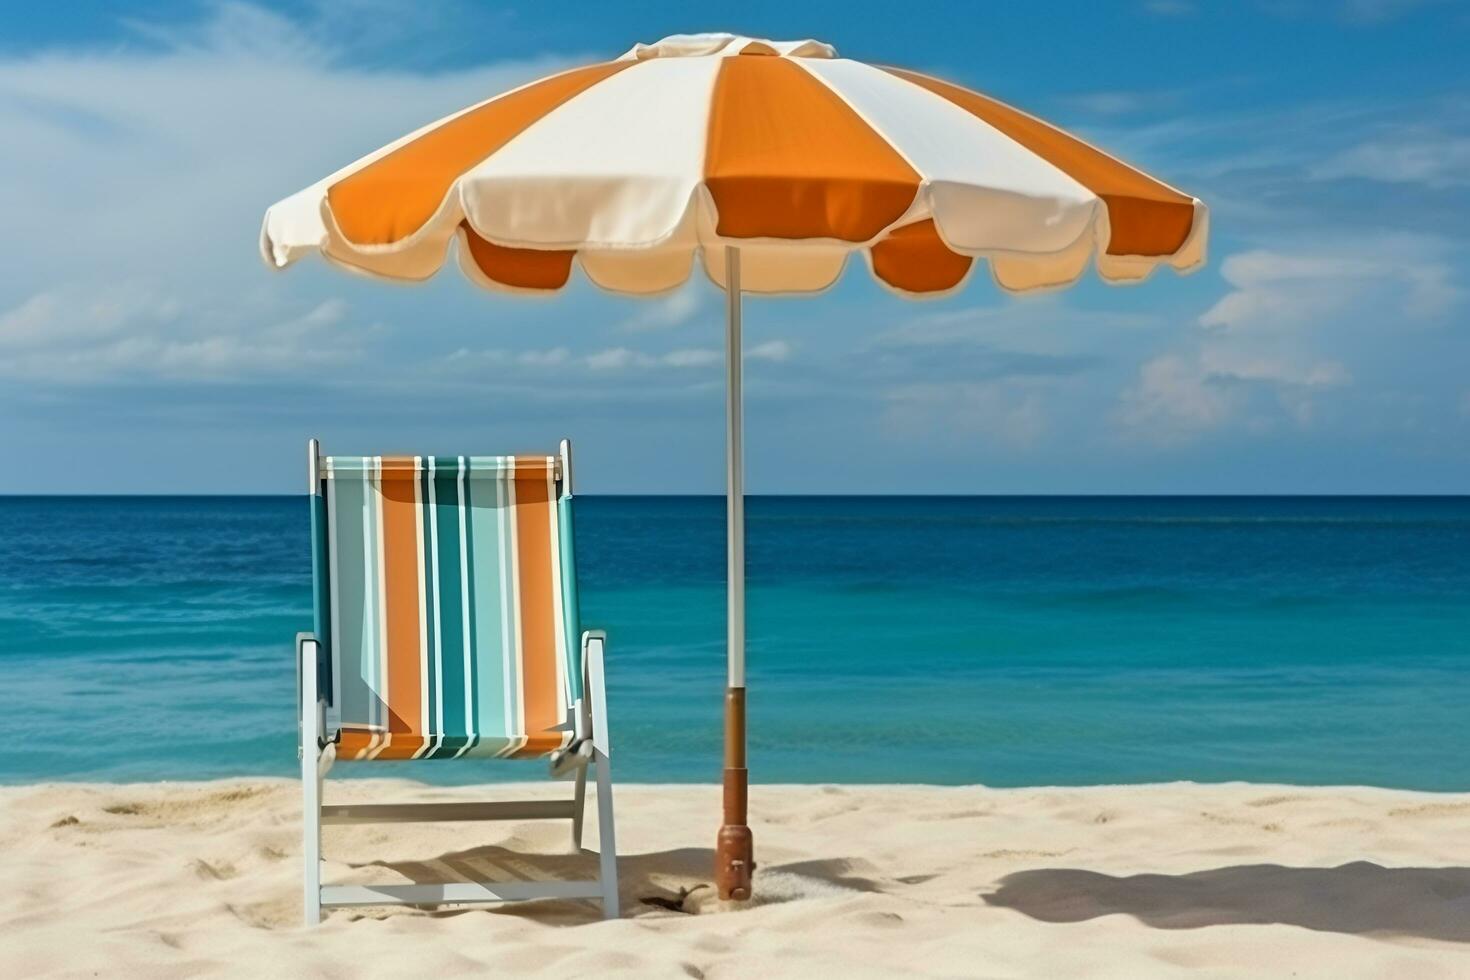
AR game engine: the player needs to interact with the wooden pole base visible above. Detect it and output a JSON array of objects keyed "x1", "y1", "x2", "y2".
[
  {"x1": 716, "y1": 809, "x2": 753, "y2": 900},
  {"x1": 716, "y1": 687, "x2": 753, "y2": 900}
]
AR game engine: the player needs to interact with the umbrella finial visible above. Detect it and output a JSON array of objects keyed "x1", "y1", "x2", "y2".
[{"x1": 619, "y1": 33, "x2": 838, "y2": 61}]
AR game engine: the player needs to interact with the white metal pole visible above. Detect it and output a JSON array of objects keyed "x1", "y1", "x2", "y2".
[{"x1": 725, "y1": 247, "x2": 745, "y2": 690}]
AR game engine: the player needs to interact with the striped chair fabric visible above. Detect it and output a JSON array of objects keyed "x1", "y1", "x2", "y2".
[{"x1": 317, "y1": 455, "x2": 582, "y2": 761}]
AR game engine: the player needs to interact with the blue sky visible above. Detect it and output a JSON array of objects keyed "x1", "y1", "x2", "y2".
[{"x1": 1, "y1": 0, "x2": 1467, "y2": 494}]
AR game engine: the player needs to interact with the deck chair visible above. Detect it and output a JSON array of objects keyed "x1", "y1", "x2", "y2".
[{"x1": 296, "y1": 438, "x2": 618, "y2": 924}]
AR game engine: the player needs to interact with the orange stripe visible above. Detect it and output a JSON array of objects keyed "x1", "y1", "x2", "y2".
[
  {"x1": 870, "y1": 220, "x2": 972, "y2": 293},
  {"x1": 884, "y1": 67, "x2": 1196, "y2": 257},
  {"x1": 511, "y1": 461, "x2": 560, "y2": 756},
  {"x1": 337, "y1": 729, "x2": 374, "y2": 759},
  {"x1": 462, "y1": 224, "x2": 575, "y2": 290},
  {"x1": 705, "y1": 56, "x2": 920, "y2": 242},
  {"x1": 328, "y1": 61, "x2": 633, "y2": 246},
  {"x1": 378, "y1": 457, "x2": 425, "y2": 758}
]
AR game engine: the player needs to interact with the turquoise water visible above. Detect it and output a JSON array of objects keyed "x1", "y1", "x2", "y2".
[{"x1": 2, "y1": 496, "x2": 1468, "y2": 788}]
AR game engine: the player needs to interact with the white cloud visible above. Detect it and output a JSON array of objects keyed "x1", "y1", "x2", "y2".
[
  {"x1": 1336, "y1": 0, "x2": 1444, "y2": 24},
  {"x1": 1258, "y1": 0, "x2": 1446, "y2": 24},
  {"x1": 585, "y1": 340, "x2": 791, "y2": 372},
  {"x1": 296, "y1": 298, "x2": 349, "y2": 329},
  {"x1": 0, "y1": 287, "x2": 364, "y2": 383},
  {"x1": 122, "y1": 1, "x2": 335, "y2": 64},
  {"x1": 880, "y1": 301, "x2": 1156, "y2": 348},
  {"x1": 586, "y1": 347, "x2": 638, "y2": 371},
  {"x1": 1117, "y1": 347, "x2": 1350, "y2": 444},
  {"x1": 661, "y1": 348, "x2": 721, "y2": 368},
  {"x1": 446, "y1": 347, "x2": 508, "y2": 366},
  {"x1": 0, "y1": 285, "x2": 181, "y2": 351},
  {"x1": 0, "y1": 3, "x2": 578, "y2": 385},
  {"x1": 619, "y1": 286, "x2": 704, "y2": 332},
  {"x1": 882, "y1": 380, "x2": 1049, "y2": 448},
  {"x1": 1117, "y1": 354, "x2": 1233, "y2": 440},
  {"x1": 1115, "y1": 243, "x2": 1428, "y2": 443},
  {"x1": 1118, "y1": 236, "x2": 1470, "y2": 450},
  {"x1": 517, "y1": 347, "x2": 570, "y2": 367},
  {"x1": 1197, "y1": 346, "x2": 1349, "y2": 388},
  {"x1": 446, "y1": 345, "x2": 573, "y2": 369},
  {"x1": 1141, "y1": 0, "x2": 1196, "y2": 15},
  {"x1": 1201, "y1": 241, "x2": 1464, "y2": 332},
  {"x1": 1312, "y1": 133, "x2": 1470, "y2": 189},
  {"x1": 1060, "y1": 89, "x2": 1182, "y2": 117},
  {"x1": 747, "y1": 340, "x2": 792, "y2": 363}
]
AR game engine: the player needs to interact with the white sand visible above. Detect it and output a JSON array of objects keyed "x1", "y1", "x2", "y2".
[{"x1": 5, "y1": 779, "x2": 1470, "y2": 978}]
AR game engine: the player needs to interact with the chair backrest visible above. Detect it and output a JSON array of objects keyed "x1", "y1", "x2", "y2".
[{"x1": 311, "y1": 452, "x2": 582, "y2": 760}]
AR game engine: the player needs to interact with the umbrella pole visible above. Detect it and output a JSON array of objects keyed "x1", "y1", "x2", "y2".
[{"x1": 716, "y1": 246, "x2": 753, "y2": 901}]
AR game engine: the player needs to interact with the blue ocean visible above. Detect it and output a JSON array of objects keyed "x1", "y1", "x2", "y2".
[{"x1": 2, "y1": 496, "x2": 1468, "y2": 789}]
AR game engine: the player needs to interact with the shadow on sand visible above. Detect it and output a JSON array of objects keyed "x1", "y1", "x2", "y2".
[
  {"x1": 983, "y1": 863, "x2": 1470, "y2": 942},
  {"x1": 348, "y1": 845, "x2": 877, "y2": 924}
]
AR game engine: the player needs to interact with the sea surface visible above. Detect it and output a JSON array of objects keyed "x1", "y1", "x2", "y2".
[{"x1": 2, "y1": 496, "x2": 1468, "y2": 789}]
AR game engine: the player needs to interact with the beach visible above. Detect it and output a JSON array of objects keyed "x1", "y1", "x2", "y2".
[
  {"x1": 4, "y1": 497, "x2": 1468, "y2": 976},
  {"x1": 7, "y1": 779, "x2": 1470, "y2": 977},
  {"x1": 4, "y1": 2, "x2": 1468, "y2": 976}
]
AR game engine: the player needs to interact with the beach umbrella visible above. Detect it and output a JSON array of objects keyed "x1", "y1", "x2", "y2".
[{"x1": 261, "y1": 32, "x2": 1208, "y2": 901}]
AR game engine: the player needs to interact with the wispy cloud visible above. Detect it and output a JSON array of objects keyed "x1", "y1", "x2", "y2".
[
  {"x1": 1073, "y1": 88, "x2": 1470, "y2": 256},
  {"x1": 585, "y1": 341, "x2": 791, "y2": 372},
  {"x1": 0, "y1": 287, "x2": 367, "y2": 383},
  {"x1": 1335, "y1": 0, "x2": 1447, "y2": 24},
  {"x1": 1115, "y1": 347, "x2": 1352, "y2": 445},
  {"x1": 120, "y1": 0, "x2": 525, "y2": 70},
  {"x1": 882, "y1": 380, "x2": 1051, "y2": 448},
  {"x1": 1059, "y1": 89, "x2": 1178, "y2": 117},
  {"x1": 1140, "y1": 0, "x2": 1196, "y2": 16},
  {"x1": 863, "y1": 302, "x2": 1144, "y2": 386},
  {"x1": 1201, "y1": 239, "x2": 1464, "y2": 331},
  {"x1": 0, "y1": 2, "x2": 579, "y2": 390},
  {"x1": 1257, "y1": 0, "x2": 1448, "y2": 24},
  {"x1": 618, "y1": 285, "x2": 704, "y2": 332},
  {"x1": 1116, "y1": 235, "x2": 1461, "y2": 444},
  {"x1": 1311, "y1": 132, "x2": 1470, "y2": 189},
  {"x1": 1116, "y1": 354, "x2": 1235, "y2": 441},
  {"x1": 747, "y1": 340, "x2": 791, "y2": 363}
]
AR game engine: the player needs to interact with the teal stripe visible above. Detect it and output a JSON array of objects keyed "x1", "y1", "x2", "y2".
[
  {"x1": 309, "y1": 491, "x2": 332, "y2": 711},
  {"x1": 462, "y1": 468, "x2": 480, "y2": 753},
  {"x1": 362, "y1": 465, "x2": 383, "y2": 734},
  {"x1": 419, "y1": 462, "x2": 439, "y2": 756},
  {"x1": 557, "y1": 494, "x2": 584, "y2": 703},
  {"x1": 435, "y1": 734, "x2": 473, "y2": 754},
  {"x1": 328, "y1": 471, "x2": 375, "y2": 730},
  {"x1": 432, "y1": 456, "x2": 468, "y2": 756},
  {"x1": 499, "y1": 477, "x2": 522, "y2": 750},
  {"x1": 469, "y1": 473, "x2": 511, "y2": 742}
]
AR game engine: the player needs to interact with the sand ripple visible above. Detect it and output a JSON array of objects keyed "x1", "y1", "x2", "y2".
[{"x1": 4, "y1": 779, "x2": 1470, "y2": 977}]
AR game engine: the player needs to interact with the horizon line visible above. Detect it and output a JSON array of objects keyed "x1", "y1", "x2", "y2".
[{"x1": 2, "y1": 492, "x2": 1467, "y2": 500}]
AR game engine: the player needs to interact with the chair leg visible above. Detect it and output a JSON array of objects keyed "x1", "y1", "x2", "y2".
[
  {"x1": 302, "y1": 741, "x2": 322, "y2": 926},
  {"x1": 299, "y1": 635, "x2": 324, "y2": 926},
  {"x1": 594, "y1": 748, "x2": 619, "y2": 919},
  {"x1": 571, "y1": 760, "x2": 588, "y2": 852}
]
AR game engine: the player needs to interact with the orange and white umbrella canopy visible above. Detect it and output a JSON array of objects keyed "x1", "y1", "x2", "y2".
[{"x1": 261, "y1": 33, "x2": 1207, "y2": 297}]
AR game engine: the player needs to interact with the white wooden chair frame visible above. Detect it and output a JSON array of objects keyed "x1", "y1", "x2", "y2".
[
  {"x1": 299, "y1": 631, "x2": 619, "y2": 923},
  {"x1": 297, "y1": 441, "x2": 618, "y2": 925}
]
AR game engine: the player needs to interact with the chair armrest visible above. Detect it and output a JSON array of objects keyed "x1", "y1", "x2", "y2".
[
  {"x1": 297, "y1": 632, "x2": 324, "y2": 755},
  {"x1": 581, "y1": 630, "x2": 610, "y2": 757}
]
